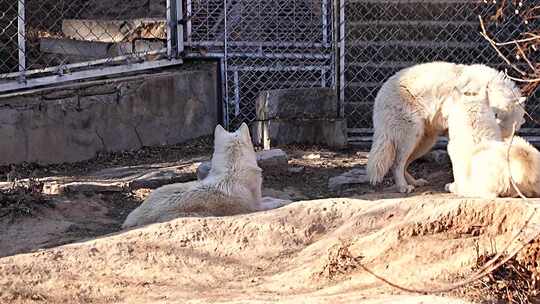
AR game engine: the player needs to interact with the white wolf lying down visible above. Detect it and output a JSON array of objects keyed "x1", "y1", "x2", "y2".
[
  {"x1": 444, "y1": 88, "x2": 540, "y2": 199},
  {"x1": 367, "y1": 61, "x2": 526, "y2": 193},
  {"x1": 122, "y1": 123, "x2": 263, "y2": 228}
]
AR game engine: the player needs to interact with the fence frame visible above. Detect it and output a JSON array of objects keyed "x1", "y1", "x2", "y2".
[
  {"x1": 17, "y1": 0, "x2": 26, "y2": 83},
  {"x1": 0, "y1": 0, "x2": 185, "y2": 93}
]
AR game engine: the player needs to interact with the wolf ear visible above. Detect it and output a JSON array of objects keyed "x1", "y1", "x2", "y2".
[
  {"x1": 450, "y1": 87, "x2": 462, "y2": 102},
  {"x1": 214, "y1": 124, "x2": 227, "y2": 139},
  {"x1": 487, "y1": 71, "x2": 508, "y2": 91},
  {"x1": 478, "y1": 85, "x2": 488, "y2": 101},
  {"x1": 237, "y1": 122, "x2": 252, "y2": 143}
]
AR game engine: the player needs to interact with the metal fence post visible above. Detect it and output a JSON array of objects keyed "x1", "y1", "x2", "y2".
[
  {"x1": 322, "y1": 0, "x2": 329, "y2": 47},
  {"x1": 167, "y1": 0, "x2": 184, "y2": 58},
  {"x1": 17, "y1": 0, "x2": 26, "y2": 83},
  {"x1": 186, "y1": 0, "x2": 192, "y2": 46},
  {"x1": 338, "y1": 0, "x2": 345, "y2": 119},
  {"x1": 176, "y1": 0, "x2": 184, "y2": 56},
  {"x1": 223, "y1": 0, "x2": 230, "y2": 130},
  {"x1": 333, "y1": 0, "x2": 340, "y2": 117}
]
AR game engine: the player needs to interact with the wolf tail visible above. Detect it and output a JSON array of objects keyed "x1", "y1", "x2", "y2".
[{"x1": 367, "y1": 133, "x2": 396, "y2": 185}]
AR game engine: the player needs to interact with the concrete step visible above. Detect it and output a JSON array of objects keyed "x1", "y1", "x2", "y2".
[
  {"x1": 62, "y1": 18, "x2": 166, "y2": 43},
  {"x1": 347, "y1": 20, "x2": 482, "y2": 43},
  {"x1": 344, "y1": 40, "x2": 499, "y2": 63},
  {"x1": 77, "y1": 0, "x2": 161, "y2": 19},
  {"x1": 40, "y1": 37, "x2": 164, "y2": 61},
  {"x1": 344, "y1": 0, "x2": 495, "y2": 23},
  {"x1": 344, "y1": 62, "x2": 413, "y2": 85}
]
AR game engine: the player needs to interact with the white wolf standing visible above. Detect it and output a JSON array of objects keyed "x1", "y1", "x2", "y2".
[
  {"x1": 444, "y1": 87, "x2": 540, "y2": 198},
  {"x1": 122, "y1": 123, "x2": 263, "y2": 228},
  {"x1": 367, "y1": 61, "x2": 526, "y2": 193}
]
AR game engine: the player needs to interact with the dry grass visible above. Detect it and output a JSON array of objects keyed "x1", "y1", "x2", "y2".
[
  {"x1": 0, "y1": 179, "x2": 53, "y2": 221},
  {"x1": 461, "y1": 240, "x2": 540, "y2": 304},
  {"x1": 317, "y1": 240, "x2": 363, "y2": 281}
]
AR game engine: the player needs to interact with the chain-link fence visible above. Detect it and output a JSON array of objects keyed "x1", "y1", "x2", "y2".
[
  {"x1": 0, "y1": 0, "x2": 183, "y2": 92},
  {"x1": 1, "y1": 0, "x2": 537, "y2": 142},
  {"x1": 0, "y1": 0, "x2": 23, "y2": 76},
  {"x1": 341, "y1": 0, "x2": 539, "y2": 143},
  {"x1": 185, "y1": 0, "x2": 538, "y2": 138}
]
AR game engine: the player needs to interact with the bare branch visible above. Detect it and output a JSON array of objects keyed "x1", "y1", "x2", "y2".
[
  {"x1": 514, "y1": 41, "x2": 536, "y2": 72},
  {"x1": 504, "y1": 73, "x2": 540, "y2": 84},
  {"x1": 478, "y1": 16, "x2": 528, "y2": 76},
  {"x1": 493, "y1": 35, "x2": 540, "y2": 46}
]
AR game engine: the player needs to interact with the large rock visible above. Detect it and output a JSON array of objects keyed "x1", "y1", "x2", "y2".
[
  {"x1": 253, "y1": 119, "x2": 348, "y2": 149},
  {"x1": 255, "y1": 88, "x2": 337, "y2": 121},
  {"x1": 257, "y1": 149, "x2": 289, "y2": 169},
  {"x1": 423, "y1": 149, "x2": 451, "y2": 165},
  {"x1": 44, "y1": 181, "x2": 127, "y2": 195},
  {"x1": 197, "y1": 149, "x2": 288, "y2": 180},
  {"x1": 328, "y1": 168, "x2": 369, "y2": 191},
  {"x1": 252, "y1": 88, "x2": 347, "y2": 149},
  {"x1": 128, "y1": 168, "x2": 197, "y2": 189},
  {"x1": 260, "y1": 196, "x2": 293, "y2": 210},
  {"x1": 196, "y1": 162, "x2": 212, "y2": 180}
]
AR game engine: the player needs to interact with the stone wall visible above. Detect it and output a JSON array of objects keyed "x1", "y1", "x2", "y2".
[{"x1": 0, "y1": 63, "x2": 218, "y2": 165}]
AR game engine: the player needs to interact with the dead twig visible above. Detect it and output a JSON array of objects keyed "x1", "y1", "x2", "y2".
[{"x1": 478, "y1": 16, "x2": 528, "y2": 77}]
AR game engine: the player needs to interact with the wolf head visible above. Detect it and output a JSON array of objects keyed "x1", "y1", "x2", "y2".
[
  {"x1": 447, "y1": 86, "x2": 493, "y2": 118},
  {"x1": 446, "y1": 86, "x2": 503, "y2": 142},
  {"x1": 486, "y1": 72, "x2": 526, "y2": 138},
  {"x1": 210, "y1": 123, "x2": 260, "y2": 175},
  {"x1": 457, "y1": 67, "x2": 526, "y2": 138}
]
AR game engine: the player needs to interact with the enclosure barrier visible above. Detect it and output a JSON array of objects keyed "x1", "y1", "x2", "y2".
[{"x1": 0, "y1": 0, "x2": 537, "y2": 143}]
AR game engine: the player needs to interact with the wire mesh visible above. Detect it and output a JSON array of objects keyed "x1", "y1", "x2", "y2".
[
  {"x1": 0, "y1": 0, "x2": 19, "y2": 74},
  {"x1": 1, "y1": 0, "x2": 537, "y2": 138},
  {"x1": 340, "y1": 0, "x2": 539, "y2": 134},
  {"x1": 0, "y1": 0, "x2": 168, "y2": 82}
]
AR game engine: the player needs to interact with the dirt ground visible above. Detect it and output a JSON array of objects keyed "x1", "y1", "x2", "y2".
[
  {"x1": 0, "y1": 138, "x2": 452, "y2": 258},
  {"x1": 1, "y1": 137, "x2": 537, "y2": 303}
]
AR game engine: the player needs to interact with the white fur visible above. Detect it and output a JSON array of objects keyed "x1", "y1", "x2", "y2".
[
  {"x1": 367, "y1": 61, "x2": 526, "y2": 193},
  {"x1": 445, "y1": 88, "x2": 540, "y2": 198},
  {"x1": 122, "y1": 123, "x2": 263, "y2": 228}
]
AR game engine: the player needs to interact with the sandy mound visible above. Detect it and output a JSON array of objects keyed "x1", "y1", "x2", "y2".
[{"x1": 1, "y1": 195, "x2": 538, "y2": 303}]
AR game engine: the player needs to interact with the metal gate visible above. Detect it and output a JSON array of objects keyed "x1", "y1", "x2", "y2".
[{"x1": 186, "y1": 0, "x2": 337, "y2": 128}]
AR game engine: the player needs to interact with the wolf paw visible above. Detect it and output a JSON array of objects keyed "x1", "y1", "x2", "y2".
[{"x1": 398, "y1": 184, "x2": 415, "y2": 194}]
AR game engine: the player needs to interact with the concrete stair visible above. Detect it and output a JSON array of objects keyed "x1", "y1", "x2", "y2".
[
  {"x1": 344, "y1": 0, "x2": 494, "y2": 23},
  {"x1": 39, "y1": 18, "x2": 167, "y2": 64},
  {"x1": 62, "y1": 18, "x2": 166, "y2": 43},
  {"x1": 347, "y1": 20, "x2": 481, "y2": 43}
]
